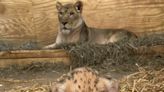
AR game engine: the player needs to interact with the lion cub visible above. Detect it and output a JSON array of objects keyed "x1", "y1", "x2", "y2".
[
  {"x1": 51, "y1": 67, "x2": 119, "y2": 92},
  {"x1": 44, "y1": 1, "x2": 137, "y2": 49}
]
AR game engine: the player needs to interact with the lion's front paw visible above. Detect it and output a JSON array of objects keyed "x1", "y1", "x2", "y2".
[
  {"x1": 42, "y1": 43, "x2": 56, "y2": 49},
  {"x1": 42, "y1": 46, "x2": 51, "y2": 49}
]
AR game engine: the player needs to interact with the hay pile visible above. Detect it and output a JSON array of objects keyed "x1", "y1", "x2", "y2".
[
  {"x1": 59, "y1": 34, "x2": 164, "y2": 71},
  {"x1": 8, "y1": 84, "x2": 50, "y2": 92},
  {"x1": 7, "y1": 67, "x2": 164, "y2": 92},
  {"x1": 120, "y1": 67, "x2": 164, "y2": 92}
]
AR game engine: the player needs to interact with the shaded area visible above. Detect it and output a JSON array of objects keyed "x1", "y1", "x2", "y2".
[
  {"x1": 0, "y1": 62, "x2": 70, "y2": 91},
  {"x1": 0, "y1": 40, "x2": 41, "y2": 51}
]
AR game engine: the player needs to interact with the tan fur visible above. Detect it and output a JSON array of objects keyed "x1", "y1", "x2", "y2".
[
  {"x1": 44, "y1": 1, "x2": 137, "y2": 49},
  {"x1": 51, "y1": 67, "x2": 119, "y2": 92}
]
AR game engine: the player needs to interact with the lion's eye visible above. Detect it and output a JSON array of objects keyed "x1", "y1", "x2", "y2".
[{"x1": 70, "y1": 12, "x2": 74, "y2": 15}]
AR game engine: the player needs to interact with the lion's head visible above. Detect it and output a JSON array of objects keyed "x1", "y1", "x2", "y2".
[{"x1": 56, "y1": 1, "x2": 83, "y2": 34}]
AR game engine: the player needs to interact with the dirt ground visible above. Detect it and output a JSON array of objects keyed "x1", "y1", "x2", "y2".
[
  {"x1": 0, "y1": 63, "x2": 131, "y2": 92},
  {"x1": 0, "y1": 55, "x2": 163, "y2": 92},
  {"x1": 0, "y1": 63, "x2": 70, "y2": 91}
]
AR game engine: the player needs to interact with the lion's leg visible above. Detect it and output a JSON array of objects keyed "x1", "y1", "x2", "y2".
[{"x1": 43, "y1": 43, "x2": 57, "y2": 49}]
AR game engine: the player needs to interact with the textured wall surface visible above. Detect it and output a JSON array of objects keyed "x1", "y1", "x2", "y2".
[{"x1": 0, "y1": 0, "x2": 164, "y2": 46}]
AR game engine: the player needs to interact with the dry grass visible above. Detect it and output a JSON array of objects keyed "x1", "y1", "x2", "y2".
[
  {"x1": 59, "y1": 34, "x2": 164, "y2": 72},
  {"x1": 120, "y1": 67, "x2": 164, "y2": 92},
  {"x1": 7, "y1": 84, "x2": 50, "y2": 92},
  {"x1": 5, "y1": 67, "x2": 164, "y2": 92}
]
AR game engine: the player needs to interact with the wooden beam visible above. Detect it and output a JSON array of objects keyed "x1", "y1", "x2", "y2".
[
  {"x1": 0, "y1": 49, "x2": 69, "y2": 59},
  {"x1": 0, "y1": 58, "x2": 70, "y2": 68},
  {"x1": 0, "y1": 49, "x2": 71, "y2": 68}
]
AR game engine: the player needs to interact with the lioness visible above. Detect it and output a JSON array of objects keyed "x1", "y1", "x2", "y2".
[
  {"x1": 51, "y1": 67, "x2": 119, "y2": 92},
  {"x1": 44, "y1": 1, "x2": 137, "y2": 49}
]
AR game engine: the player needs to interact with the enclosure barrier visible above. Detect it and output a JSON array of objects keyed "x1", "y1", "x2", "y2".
[
  {"x1": 0, "y1": 49, "x2": 70, "y2": 68},
  {"x1": 0, "y1": 45, "x2": 163, "y2": 68}
]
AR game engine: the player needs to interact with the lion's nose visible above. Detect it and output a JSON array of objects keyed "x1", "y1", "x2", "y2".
[{"x1": 62, "y1": 22, "x2": 68, "y2": 25}]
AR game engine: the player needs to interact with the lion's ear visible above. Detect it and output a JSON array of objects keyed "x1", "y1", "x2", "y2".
[
  {"x1": 56, "y1": 1, "x2": 62, "y2": 11},
  {"x1": 74, "y1": 1, "x2": 83, "y2": 13}
]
